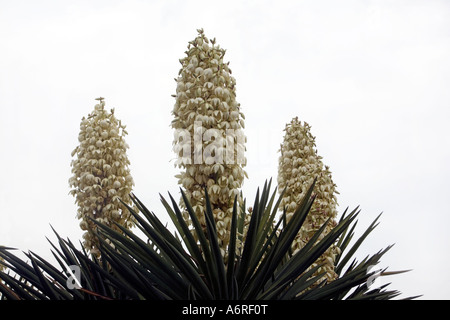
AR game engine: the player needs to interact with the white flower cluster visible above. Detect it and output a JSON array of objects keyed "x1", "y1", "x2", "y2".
[
  {"x1": 69, "y1": 98, "x2": 136, "y2": 257},
  {"x1": 172, "y1": 29, "x2": 247, "y2": 254},
  {"x1": 277, "y1": 117, "x2": 340, "y2": 283}
]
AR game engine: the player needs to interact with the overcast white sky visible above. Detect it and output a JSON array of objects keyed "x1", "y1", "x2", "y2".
[{"x1": 1, "y1": 0, "x2": 449, "y2": 300}]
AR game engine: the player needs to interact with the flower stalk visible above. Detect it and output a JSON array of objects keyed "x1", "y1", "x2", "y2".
[
  {"x1": 171, "y1": 29, "x2": 247, "y2": 255},
  {"x1": 69, "y1": 98, "x2": 136, "y2": 257},
  {"x1": 278, "y1": 117, "x2": 339, "y2": 282}
]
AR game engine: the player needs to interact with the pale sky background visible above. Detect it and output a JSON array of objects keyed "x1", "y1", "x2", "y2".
[{"x1": 1, "y1": 0, "x2": 449, "y2": 300}]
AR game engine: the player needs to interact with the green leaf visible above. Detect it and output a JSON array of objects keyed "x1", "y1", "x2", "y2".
[
  {"x1": 204, "y1": 188, "x2": 227, "y2": 299},
  {"x1": 335, "y1": 212, "x2": 381, "y2": 275},
  {"x1": 226, "y1": 196, "x2": 238, "y2": 299}
]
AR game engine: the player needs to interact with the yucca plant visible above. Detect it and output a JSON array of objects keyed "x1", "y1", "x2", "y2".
[
  {"x1": 0, "y1": 28, "x2": 415, "y2": 302},
  {"x1": 0, "y1": 180, "x2": 410, "y2": 300}
]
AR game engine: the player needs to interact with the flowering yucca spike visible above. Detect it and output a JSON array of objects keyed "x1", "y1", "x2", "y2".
[
  {"x1": 277, "y1": 116, "x2": 339, "y2": 282},
  {"x1": 171, "y1": 29, "x2": 247, "y2": 256},
  {"x1": 69, "y1": 97, "x2": 136, "y2": 257}
]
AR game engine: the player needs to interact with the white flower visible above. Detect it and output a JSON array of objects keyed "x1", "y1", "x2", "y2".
[
  {"x1": 100, "y1": 119, "x2": 108, "y2": 128},
  {"x1": 204, "y1": 68, "x2": 213, "y2": 79},
  {"x1": 111, "y1": 210, "x2": 120, "y2": 219},
  {"x1": 195, "y1": 67, "x2": 204, "y2": 75}
]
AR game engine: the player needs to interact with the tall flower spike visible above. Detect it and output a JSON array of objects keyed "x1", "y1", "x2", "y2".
[
  {"x1": 69, "y1": 98, "x2": 136, "y2": 257},
  {"x1": 277, "y1": 117, "x2": 339, "y2": 283},
  {"x1": 172, "y1": 29, "x2": 247, "y2": 256}
]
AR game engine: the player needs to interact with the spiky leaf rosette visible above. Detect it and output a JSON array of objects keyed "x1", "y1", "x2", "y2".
[
  {"x1": 0, "y1": 182, "x2": 411, "y2": 300},
  {"x1": 69, "y1": 98, "x2": 136, "y2": 257},
  {"x1": 171, "y1": 29, "x2": 247, "y2": 255},
  {"x1": 278, "y1": 117, "x2": 339, "y2": 282}
]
